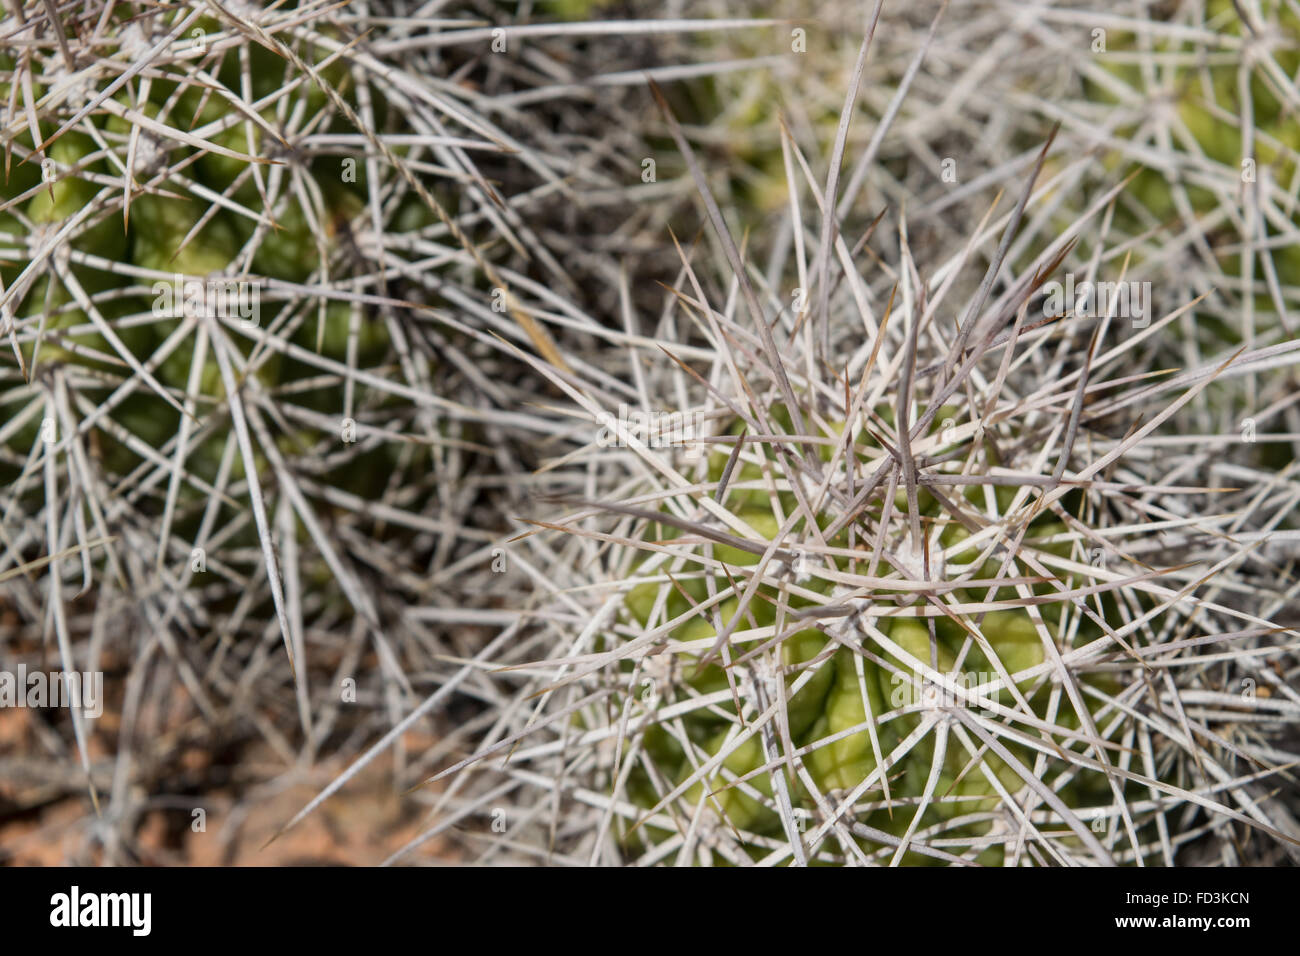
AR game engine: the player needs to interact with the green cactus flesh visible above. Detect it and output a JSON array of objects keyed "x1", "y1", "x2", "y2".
[{"x1": 614, "y1": 414, "x2": 1120, "y2": 865}]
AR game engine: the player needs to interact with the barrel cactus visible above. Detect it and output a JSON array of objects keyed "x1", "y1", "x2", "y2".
[
  {"x1": 0, "y1": 1, "x2": 540, "y2": 697},
  {"x1": 421, "y1": 79, "x2": 1300, "y2": 866}
]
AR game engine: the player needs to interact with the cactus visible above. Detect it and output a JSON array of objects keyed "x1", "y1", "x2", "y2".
[
  {"x1": 1, "y1": 5, "x2": 506, "y2": 698},
  {"x1": 1057, "y1": 0, "x2": 1300, "y2": 522},
  {"x1": 417, "y1": 72, "x2": 1300, "y2": 866},
  {"x1": 1081, "y1": 0, "x2": 1300, "y2": 329}
]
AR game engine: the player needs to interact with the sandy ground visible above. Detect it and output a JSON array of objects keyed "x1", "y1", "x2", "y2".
[{"x1": 0, "y1": 703, "x2": 458, "y2": 866}]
